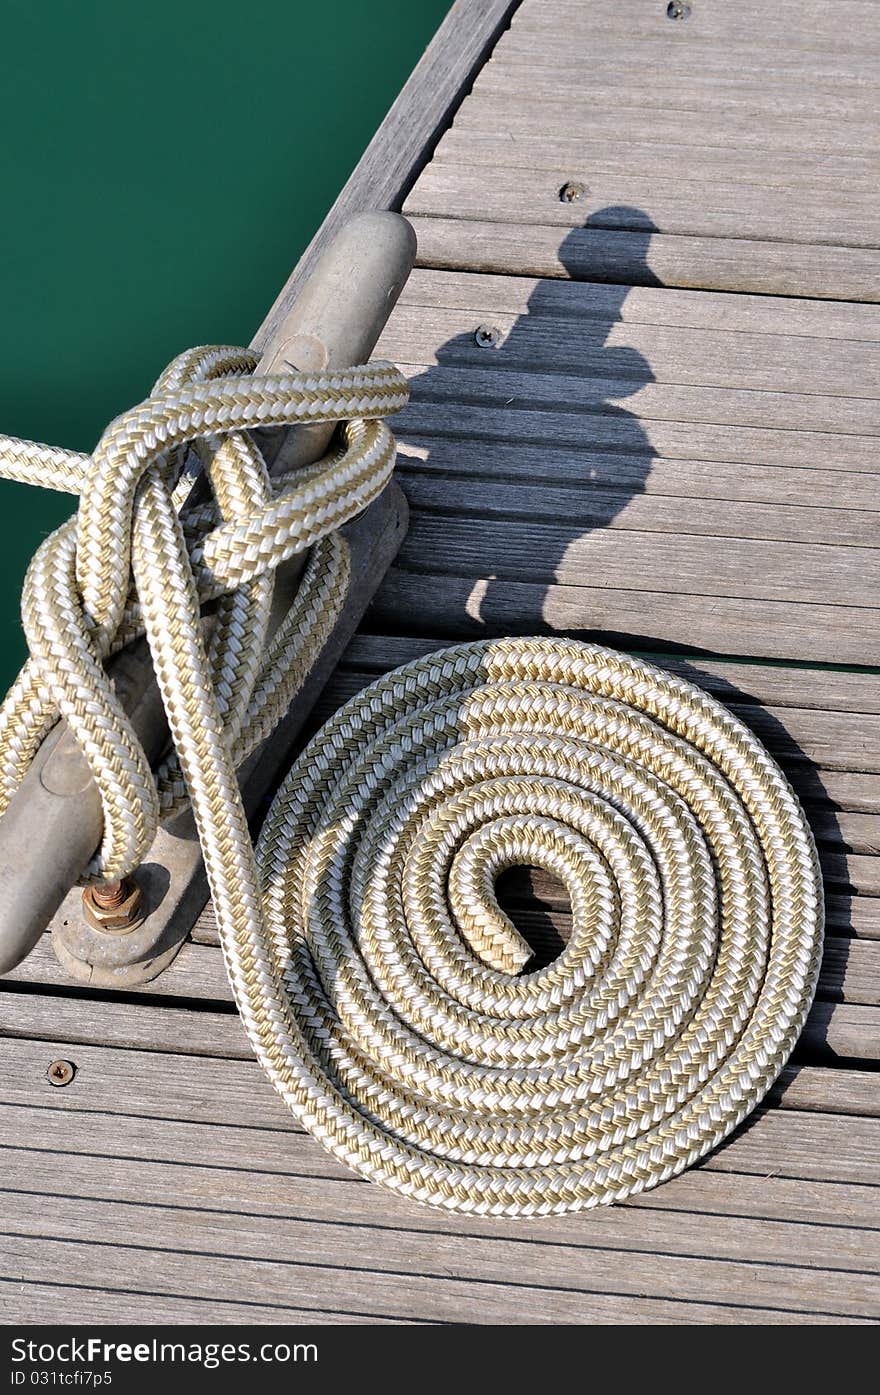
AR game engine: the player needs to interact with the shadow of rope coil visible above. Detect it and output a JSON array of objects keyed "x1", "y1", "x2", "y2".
[{"x1": 0, "y1": 348, "x2": 823, "y2": 1215}]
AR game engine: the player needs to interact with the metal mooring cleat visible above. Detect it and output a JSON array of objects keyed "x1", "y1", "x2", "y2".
[{"x1": 0, "y1": 211, "x2": 415, "y2": 986}]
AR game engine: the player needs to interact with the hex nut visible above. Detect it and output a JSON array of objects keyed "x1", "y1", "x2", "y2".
[{"x1": 82, "y1": 879, "x2": 144, "y2": 933}]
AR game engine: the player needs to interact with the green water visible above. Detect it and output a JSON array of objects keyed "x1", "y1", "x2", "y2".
[{"x1": 0, "y1": 0, "x2": 449, "y2": 687}]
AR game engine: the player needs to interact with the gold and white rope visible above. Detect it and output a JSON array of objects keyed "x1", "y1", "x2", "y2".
[
  {"x1": 0, "y1": 349, "x2": 823, "y2": 1216},
  {"x1": 0, "y1": 346, "x2": 406, "y2": 876}
]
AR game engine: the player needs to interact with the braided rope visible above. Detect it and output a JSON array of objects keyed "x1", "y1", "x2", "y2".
[
  {"x1": 0, "y1": 346, "x2": 405, "y2": 877},
  {"x1": 0, "y1": 349, "x2": 823, "y2": 1216}
]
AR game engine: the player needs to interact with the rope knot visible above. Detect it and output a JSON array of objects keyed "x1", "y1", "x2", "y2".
[{"x1": 0, "y1": 344, "x2": 408, "y2": 881}]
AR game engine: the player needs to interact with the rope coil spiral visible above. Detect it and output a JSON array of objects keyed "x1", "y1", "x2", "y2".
[{"x1": 0, "y1": 348, "x2": 823, "y2": 1215}]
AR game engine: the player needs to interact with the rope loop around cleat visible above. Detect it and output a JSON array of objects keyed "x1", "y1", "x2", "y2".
[{"x1": 0, "y1": 346, "x2": 407, "y2": 880}]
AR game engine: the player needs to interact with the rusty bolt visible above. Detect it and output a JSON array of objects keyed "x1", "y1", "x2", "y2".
[
  {"x1": 474, "y1": 324, "x2": 500, "y2": 348},
  {"x1": 82, "y1": 876, "x2": 144, "y2": 933},
  {"x1": 559, "y1": 181, "x2": 586, "y2": 203},
  {"x1": 47, "y1": 1059, "x2": 75, "y2": 1087},
  {"x1": 90, "y1": 879, "x2": 128, "y2": 908},
  {"x1": 666, "y1": 2, "x2": 691, "y2": 18}
]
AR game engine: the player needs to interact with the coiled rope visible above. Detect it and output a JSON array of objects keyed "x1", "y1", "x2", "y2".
[{"x1": 0, "y1": 347, "x2": 823, "y2": 1215}]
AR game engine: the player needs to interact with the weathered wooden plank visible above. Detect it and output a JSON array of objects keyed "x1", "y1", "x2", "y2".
[
  {"x1": 2, "y1": 1062, "x2": 878, "y2": 1312},
  {"x1": 0, "y1": 1039, "x2": 289, "y2": 1127},
  {"x1": 1, "y1": 1090, "x2": 877, "y2": 1190},
  {"x1": 798, "y1": 1002, "x2": 878, "y2": 1062},
  {"x1": 0, "y1": 1233, "x2": 859, "y2": 1325},
  {"x1": 398, "y1": 268, "x2": 880, "y2": 342},
  {"x1": 1, "y1": 1045, "x2": 876, "y2": 1325},
  {"x1": 4, "y1": 936, "x2": 232, "y2": 1003},
  {"x1": 395, "y1": 515, "x2": 877, "y2": 613},
  {"x1": 399, "y1": 470, "x2": 878, "y2": 550},
  {"x1": 0, "y1": 979, "x2": 875, "y2": 1066},
  {"x1": 817, "y1": 938, "x2": 880, "y2": 1004},
  {"x1": 2, "y1": 1146, "x2": 876, "y2": 1280},
  {"x1": 3, "y1": 1098, "x2": 878, "y2": 1232},
  {"x1": 255, "y1": 0, "x2": 521, "y2": 349},
  {"x1": 2, "y1": 1189, "x2": 876, "y2": 1321},
  {"x1": 3, "y1": 1061, "x2": 878, "y2": 1235},
  {"x1": 827, "y1": 892, "x2": 880, "y2": 937},
  {"x1": 407, "y1": 164, "x2": 879, "y2": 249},
  {"x1": 0, "y1": 1280, "x2": 410, "y2": 1325},
  {"x1": 3, "y1": 1160, "x2": 875, "y2": 1322},
  {"x1": 0, "y1": 992, "x2": 250, "y2": 1059},
  {"x1": 391, "y1": 360, "x2": 880, "y2": 438},
  {"x1": 493, "y1": 36, "x2": 880, "y2": 91},
  {"x1": 455, "y1": 92, "x2": 880, "y2": 159},
  {"x1": 381, "y1": 303, "x2": 880, "y2": 399},
  {"x1": 342, "y1": 633, "x2": 880, "y2": 715},
  {"x1": 398, "y1": 443, "x2": 880, "y2": 514},
  {"x1": 396, "y1": 397, "x2": 880, "y2": 473},
  {"x1": 771, "y1": 1064, "x2": 880, "y2": 1118},
  {"x1": 509, "y1": 0, "x2": 880, "y2": 58},
  {"x1": 408, "y1": 216, "x2": 880, "y2": 300},
  {"x1": 633, "y1": 1167, "x2": 880, "y2": 1229},
  {"x1": 2, "y1": 1038, "x2": 876, "y2": 1133},
  {"x1": 396, "y1": 359, "x2": 880, "y2": 451},
  {"x1": 822, "y1": 853, "x2": 880, "y2": 896},
  {"x1": 371, "y1": 569, "x2": 880, "y2": 667},
  {"x1": 472, "y1": 68, "x2": 878, "y2": 129},
  {"x1": 429, "y1": 9, "x2": 880, "y2": 264}
]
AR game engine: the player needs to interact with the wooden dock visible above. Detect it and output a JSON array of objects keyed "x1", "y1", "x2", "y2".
[{"x1": 2, "y1": 0, "x2": 878, "y2": 1324}]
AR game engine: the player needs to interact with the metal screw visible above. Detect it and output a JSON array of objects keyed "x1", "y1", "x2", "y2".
[
  {"x1": 82, "y1": 875, "x2": 144, "y2": 933},
  {"x1": 47, "y1": 1059, "x2": 75, "y2": 1087},
  {"x1": 666, "y1": 2, "x2": 691, "y2": 18},
  {"x1": 474, "y1": 324, "x2": 500, "y2": 349},
  {"x1": 559, "y1": 181, "x2": 586, "y2": 203}
]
